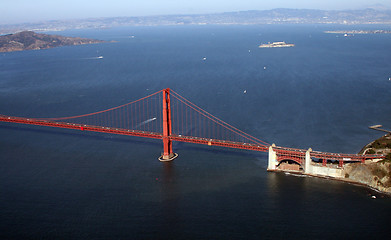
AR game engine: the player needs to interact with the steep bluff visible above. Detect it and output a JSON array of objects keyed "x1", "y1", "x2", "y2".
[
  {"x1": 344, "y1": 133, "x2": 391, "y2": 194},
  {"x1": 344, "y1": 161, "x2": 391, "y2": 193}
]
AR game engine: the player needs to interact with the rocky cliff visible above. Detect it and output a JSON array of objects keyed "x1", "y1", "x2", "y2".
[
  {"x1": 344, "y1": 133, "x2": 391, "y2": 194},
  {"x1": 344, "y1": 161, "x2": 391, "y2": 193}
]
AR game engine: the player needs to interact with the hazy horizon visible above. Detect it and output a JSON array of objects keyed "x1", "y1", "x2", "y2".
[{"x1": 2, "y1": 0, "x2": 391, "y2": 25}]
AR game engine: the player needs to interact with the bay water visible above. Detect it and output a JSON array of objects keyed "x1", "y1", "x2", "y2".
[{"x1": 1, "y1": 25, "x2": 391, "y2": 239}]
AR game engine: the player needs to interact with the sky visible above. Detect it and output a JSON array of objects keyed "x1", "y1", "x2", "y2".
[{"x1": 1, "y1": 0, "x2": 390, "y2": 25}]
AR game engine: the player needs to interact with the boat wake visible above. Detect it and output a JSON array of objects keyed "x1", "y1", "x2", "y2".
[
  {"x1": 82, "y1": 56, "x2": 104, "y2": 60},
  {"x1": 136, "y1": 117, "x2": 157, "y2": 128},
  {"x1": 284, "y1": 172, "x2": 309, "y2": 178}
]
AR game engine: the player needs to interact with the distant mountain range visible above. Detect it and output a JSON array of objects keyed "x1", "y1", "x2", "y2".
[{"x1": 1, "y1": 8, "x2": 391, "y2": 35}]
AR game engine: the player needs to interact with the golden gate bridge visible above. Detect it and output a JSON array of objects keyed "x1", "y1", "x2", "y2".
[{"x1": 0, "y1": 88, "x2": 383, "y2": 168}]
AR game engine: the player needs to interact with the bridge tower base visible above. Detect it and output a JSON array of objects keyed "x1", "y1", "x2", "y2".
[
  {"x1": 267, "y1": 144, "x2": 277, "y2": 171},
  {"x1": 158, "y1": 152, "x2": 178, "y2": 162},
  {"x1": 159, "y1": 88, "x2": 178, "y2": 162},
  {"x1": 304, "y1": 148, "x2": 312, "y2": 174}
]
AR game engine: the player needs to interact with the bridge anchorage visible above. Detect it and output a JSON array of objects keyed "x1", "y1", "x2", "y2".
[
  {"x1": 267, "y1": 144, "x2": 384, "y2": 178},
  {"x1": 0, "y1": 88, "x2": 384, "y2": 168}
]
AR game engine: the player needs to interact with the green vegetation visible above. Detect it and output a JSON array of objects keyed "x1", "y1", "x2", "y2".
[
  {"x1": 366, "y1": 149, "x2": 376, "y2": 154},
  {"x1": 380, "y1": 153, "x2": 391, "y2": 162},
  {"x1": 360, "y1": 134, "x2": 391, "y2": 157},
  {"x1": 370, "y1": 138, "x2": 391, "y2": 149}
]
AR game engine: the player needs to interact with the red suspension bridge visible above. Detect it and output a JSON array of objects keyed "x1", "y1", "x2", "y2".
[{"x1": 0, "y1": 88, "x2": 383, "y2": 167}]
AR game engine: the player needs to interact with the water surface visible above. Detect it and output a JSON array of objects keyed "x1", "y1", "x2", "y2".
[{"x1": 1, "y1": 25, "x2": 391, "y2": 239}]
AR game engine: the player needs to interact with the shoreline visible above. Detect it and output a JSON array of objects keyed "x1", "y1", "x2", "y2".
[
  {"x1": 268, "y1": 168, "x2": 391, "y2": 197},
  {"x1": 0, "y1": 31, "x2": 107, "y2": 53},
  {"x1": 268, "y1": 133, "x2": 391, "y2": 195}
]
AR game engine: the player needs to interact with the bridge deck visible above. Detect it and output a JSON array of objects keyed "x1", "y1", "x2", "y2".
[
  {"x1": 0, "y1": 115, "x2": 383, "y2": 162},
  {"x1": 0, "y1": 115, "x2": 268, "y2": 152}
]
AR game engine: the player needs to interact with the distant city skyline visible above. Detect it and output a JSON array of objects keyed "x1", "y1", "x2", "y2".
[{"x1": 2, "y1": 0, "x2": 390, "y2": 24}]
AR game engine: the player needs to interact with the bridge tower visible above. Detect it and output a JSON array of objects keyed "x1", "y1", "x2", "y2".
[{"x1": 159, "y1": 88, "x2": 178, "y2": 162}]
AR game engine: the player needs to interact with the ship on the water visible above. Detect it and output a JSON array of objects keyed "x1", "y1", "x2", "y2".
[{"x1": 259, "y1": 41, "x2": 294, "y2": 48}]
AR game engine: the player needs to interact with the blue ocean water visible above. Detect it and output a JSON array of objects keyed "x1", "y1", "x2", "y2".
[{"x1": 1, "y1": 25, "x2": 391, "y2": 239}]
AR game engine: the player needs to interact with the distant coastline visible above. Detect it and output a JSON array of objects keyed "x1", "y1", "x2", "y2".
[
  {"x1": 0, "y1": 31, "x2": 106, "y2": 53},
  {"x1": 325, "y1": 30, "x2": 391, "y2": 34},
  {"x1": 1, "y1": 8, "x2": 391, "y2": 35}
]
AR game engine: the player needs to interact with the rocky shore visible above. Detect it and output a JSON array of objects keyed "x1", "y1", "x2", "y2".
[
  {"x1": 344, "y1": 160, "x2": 391, "y2": 194},
  {"x1": 0, "y1": 31, "x2": 105, "y2": 52}
]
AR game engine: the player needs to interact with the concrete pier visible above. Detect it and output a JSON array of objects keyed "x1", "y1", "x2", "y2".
[
  {"x1": 267, "y1": 144, "x2": 277, "y2": 171},
  {"x1": 158, "y1": 152, "x2": 178, "y2": 162},
  {"x1": 306, "y1": 162, "x2": 344, "y2": 178},
  {"x1": 304, "y1": 148, "x2": 312, "y2": 174}
]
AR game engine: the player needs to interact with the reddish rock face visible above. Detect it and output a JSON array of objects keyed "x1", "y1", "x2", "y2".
[{"x1": 278, "y1": 162, "x2": 301, "y2": 171}]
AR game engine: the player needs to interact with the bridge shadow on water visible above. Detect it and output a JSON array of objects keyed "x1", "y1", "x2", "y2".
[
  {"x1": 0, "y1": 124, "x2": 266, "y2": 158},
  {"x1": 0, "y1": 124, "x2": 161, "y2": 147}
]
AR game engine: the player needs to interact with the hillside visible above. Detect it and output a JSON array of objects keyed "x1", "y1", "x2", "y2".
[
  {"x1": 343, "y1": 134, "x2": 391, "y2": 194},
  {"x1": 344, "y1": 161, "x2": 391, "y2": 194},
  {"x1": 360, "y1": 133, "x2": 391, "y2": 157},
  {"x1": 0, "y1": 31, "x2": 105, "y2": 52}
]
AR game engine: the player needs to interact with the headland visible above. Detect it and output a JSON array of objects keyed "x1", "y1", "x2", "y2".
[
  {"x1": 268, "y1": 134, "x2": 391, "y2": 194},
  {"x1": 0, "y1": 31, "x2": 106, "y2": 53}
]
